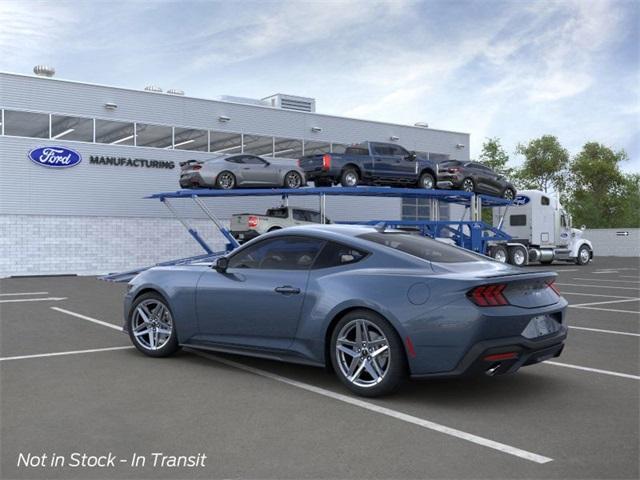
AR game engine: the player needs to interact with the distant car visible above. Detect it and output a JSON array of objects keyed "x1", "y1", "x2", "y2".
[
  {"x1": 298, "y1": 141, "x2": 439, "y2": 189},
  {"x1": 179, "y1": 154, "x2": 306, "y2": 189},
  {"x1": 436, "y1": 160, "x2": 516, "y2": 199},
  {"x1": 231, "y1": 206, "x2": 331, "y2": 243},
  {"x1": 124, "y1": 224, "x2": 567, "y2": 397}
]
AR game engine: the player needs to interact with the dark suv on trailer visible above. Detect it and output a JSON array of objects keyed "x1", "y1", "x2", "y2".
[{"x1": 436, "y1": 160, "x2": 516, "y2": 199}]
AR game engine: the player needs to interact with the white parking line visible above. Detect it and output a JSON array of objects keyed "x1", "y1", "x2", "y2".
[
  {"x1": 557, "y1": 283, "x2": 640, "y2": 291},
  {"x1": 545, "y1": 361, "x2": 640, "y2": 380},
  {"x1": 0, "y1": 291, "x2": 49, "y2": 296},
  {"x1": 569, "y1": 305, "x2": 640, "y2": 314},
  {"x1": 0, "y1": 346, "x2": 134, "y2": 362},
  {"x1": 50, "y1": 307, "x2": 122, "y2": 331},
  {"x1": 193, "y1": 351, "x2": 553, "y2": 464},
  {"x1": 0, "y1": 297, "x2": 67, "y2": 303},
  {"x1": 570, "y1": 298, "x2": 640, "y2": 307},
  {"x1": 555, "y1": 269, "x2": 580, "y2": 272},
  {"x1": 593, "y1": 271, "x2": 620, "y2": 274},
  {"x1": 561, "y1": 291, "x2": 637, "y2": 299},
  {"x1": 572, "y1": 278, "x2": 640, "y2": 284},
  {"x1": 568, "y1": 326, "x2": 639, "y2": 337}
]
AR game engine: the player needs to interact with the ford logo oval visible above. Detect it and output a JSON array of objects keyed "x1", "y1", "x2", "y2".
[
  {"x1": 513, "y1": 195, "x2": 530, "y2": 206},
  {"x1": 28, "y1": 146, "x2": 82, "y2": 168}
]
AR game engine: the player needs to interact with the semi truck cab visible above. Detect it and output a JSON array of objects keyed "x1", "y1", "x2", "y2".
[{"x1": 490, "y1": 190, "x2": 593, "y2": 266}]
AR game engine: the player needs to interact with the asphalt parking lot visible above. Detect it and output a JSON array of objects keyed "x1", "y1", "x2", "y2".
[{"x1": 1, "y1": 257, "x2": 638, "y2": 479}]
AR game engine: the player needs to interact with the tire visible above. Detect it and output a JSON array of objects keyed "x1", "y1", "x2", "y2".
[
  {"x1": 216, "y1": 171, "x2": 236, "y2": 189},
  {"x1": 128, "y1": 292, "x2": 179, "y2": 358},
  {"x1": 330, "y1": 309, "x2": 407, "y2": 397},
  {"x1": 461, "y1": 177, "x2": 475, "y2": 192},
  {"x1": 418, "y1": 172, "x2": 435, "y2": 190},
  {"x1": 491, "y1": 245, "x2": 508, "y2": 263},
  {"x1": 284, "y1": 171, "x2": 303, "y2": 189},
  {"x1": 340, "y1": 168, "x2": 359, "y2": 187},
  {"x1": 503, "y1": 188, "x2": 516, "y2": 201},
  {"x1": 508, "y1": 245, "x2": 527, "y2": 266},
  {"x1": 576, "y1": 245, "x2": 591, "y2": 265}
]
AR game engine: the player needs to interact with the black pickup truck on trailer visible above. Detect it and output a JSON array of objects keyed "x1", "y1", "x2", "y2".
[{"x1": 298, "y1": 141, "x2": 439, "y2": 188}]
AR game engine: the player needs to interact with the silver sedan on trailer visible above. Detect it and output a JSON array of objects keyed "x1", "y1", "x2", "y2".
[{"x1": 179, "y1": 154, "x2": 306, "y2": 189}]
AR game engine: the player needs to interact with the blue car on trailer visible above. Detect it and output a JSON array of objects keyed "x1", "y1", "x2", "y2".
[{"x1": 123, "y1": 224, "x2": 567, "y2": 397}]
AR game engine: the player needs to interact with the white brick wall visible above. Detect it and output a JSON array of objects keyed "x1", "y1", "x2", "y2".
[
  {"x1": 0, "y1": 215, "x2": 228, "y2": 277},
  {"x1": 584, "y1": 228, "x2": 640, "y2": 257}
]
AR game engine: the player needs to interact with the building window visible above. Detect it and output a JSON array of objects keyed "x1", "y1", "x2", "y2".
[
  {"x1": 3, "y1": 110, "x2": 49, "y2": 138},
  {"x1": 243, "y1": 134, "x2": 274, "y2": 156},
  {"x1": 210, "y1": 131, "x2": 243, "y2": 154},
  {"x1": 303, "y1": 140, "x2": 331, "y2": 156},
  {"x1": 51, "y1": 114, "x2": 93, "y2": 142},
  {"x1": 273, "y1": 137, "x2": 303, "y2": 159},
  {"x1": 95, "y1": 119, "x2": 135, "y2": 145},
  {"x1": 173, "y1": 127, "x2": 208, "y2": 151},
  {"x1": 135, "y1": 123, "x2": 173, "y2": 148}
]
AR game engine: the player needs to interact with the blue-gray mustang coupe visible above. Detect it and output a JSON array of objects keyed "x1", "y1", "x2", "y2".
[{"x1": 124, "y1": 225, "x2": 567, "y2": 396}]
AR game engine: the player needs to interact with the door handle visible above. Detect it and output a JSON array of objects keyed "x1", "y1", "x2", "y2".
[{"x1": 274, "y1": 285, "x2": 301, "y2": 295}]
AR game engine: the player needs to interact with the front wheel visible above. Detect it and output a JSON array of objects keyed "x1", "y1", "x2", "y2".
[
  {"x1": 284, "y1": 170, "x2": 303, "y2": 189},
  {"x1": 576, "y1": 245, "x2": 591, "y2": 265},
  {"x1": 128, "y1": 293, "x2": 179, "y2": 357},
  {"x1": 330, "y1": 310, "x2": 406, "y2": 397},
  {"x1": 418, "y1": 172, "x2": 435, "y2": 189},
  {"x1": 503, "y1": 188, "x2": 516, "y2": 201}
]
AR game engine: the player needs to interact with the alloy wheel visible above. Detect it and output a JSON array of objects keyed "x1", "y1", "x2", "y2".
[
  {"x1": 421, "y1": 175, "x2": 434, "y2": 189},
  {"x1": 335, "y1": 319, "x2": 390, "y2": 388},
  {"x1": 218, "y1": 172, "x2": 235, "y2": 189},
  {"x1": 462, "y1": 179, "x2": 474, "y2": 192},
  {"x1": 286, "y1": 172, "x2": 302, "y2": 189},
  {"x1": 344, "y1": 172, "x2": 358, "y2": 187},
  {"x1": 131, "y1": 299, "x2": 173, "y2": 351},
  {"x1": 513, "y1": 248, "x2": 526, "y2": 266},
  {"x1": 504, "y1": 189, "x2": 515, "y2": 200}
]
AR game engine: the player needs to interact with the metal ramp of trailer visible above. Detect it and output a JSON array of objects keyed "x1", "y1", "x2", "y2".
[{"x1": 101, "y1": 186, "x2": 512, "y2": 282}]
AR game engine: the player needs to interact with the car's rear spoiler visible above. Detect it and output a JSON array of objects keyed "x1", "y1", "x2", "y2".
[{"x1": 179, "y1": 159, "x2": 202, "y2": 168}]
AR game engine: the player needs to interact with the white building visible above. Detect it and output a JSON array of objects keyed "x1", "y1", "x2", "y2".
[{"x1": 0, "y1": 70, "x2": 470, "y2": 277}]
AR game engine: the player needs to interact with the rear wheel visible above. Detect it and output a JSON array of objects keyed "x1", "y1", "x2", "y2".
[
  {"x1": 508, "y1": 245, "x2": 527, "y2": 266},
  {"x1": 418, "y1": 172, "x2": 435, "y2": 189},
  {"x1": 128, "y1": 293, "x2": 179, "y2": 358},
  {"x1": 340, "y1": 168, "x2": 359, "y2": 187},
  {"x1": 330, "y1": 310, "x2": 406, "y2": 397},
  {"x1": 491, "y1": 245, "x2": 508, "y2": 263},
  {"x1": 216, "y1": 171, "x2": 236, "y2": 189},
  {"x1": 462, "y1": 177, "x2": 475, "y2": 192},
  {"x1": 284, "y1": 171, "x2": 303, "y2": 189}
]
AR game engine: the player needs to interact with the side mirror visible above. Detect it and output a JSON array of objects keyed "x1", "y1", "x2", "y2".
[
  {"x1": 214, "y1": 256, "x2": 229, "y2": 273},
  {"x1": 581, "y1": 225, "x2": 586, "y2": 231},
  {"x1": 407, "y1": 151, "x2": 417, "y2": 161}
]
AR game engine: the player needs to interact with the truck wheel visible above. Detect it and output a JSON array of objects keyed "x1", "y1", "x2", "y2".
[
  {"x1": 418, "y1": 172, "x2": 435, "y2": 189},
  {"x1": 462, "y1": 178, "x2": 475, "y2": 192},
  {"x1": 576, "y1": 245, "x2": 591, "y2": 265},
  {"x1": 341, "y1": 168, "x2": 359, "y2": 187},
  {"x1": 491, "y1": 245, "x2": 508, "y2": 263},
  {"x1": 508, "y1": 245, "x2": 527, "y2": 266},
  {"x1": 216, "y1": 171, "x2": 236, "y2": 189}
]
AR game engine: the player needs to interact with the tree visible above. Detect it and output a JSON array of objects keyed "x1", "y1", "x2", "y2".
[
  {"x1": 565, "y1": 142, "x2": 638, "y2": 228},
  {"x1": 515, "y1": 135, "x2": 569, "y2": 193},
  {"x1": 479, "y1": 137, "x2": 512, "y2": 176}
]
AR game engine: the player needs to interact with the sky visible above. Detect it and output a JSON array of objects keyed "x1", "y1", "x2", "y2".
[{"x1": 1, "y1": 0, "x2": 638, "y2": 172}]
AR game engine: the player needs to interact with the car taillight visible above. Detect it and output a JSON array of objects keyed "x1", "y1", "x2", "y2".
[
  {"x1": 248, "y1": 216, "x2": 259, "y2": 228},
  {"x1": 192, "y1": 165, "x2": 202, "y2": 170},
  {"x1": 322, "y1": 154, "x2": 332, "y2": 171},
  {"x1": 297, "y1": 159, "x2": 301, "y2": 167},
  {"x1": 467, "y1": 284, "x2": 509, "y2": 306},
  {"x1": 448, "y1": 167, "x2": 460, "y2": 173},
  {"x1": 547, "y1": 279, "x2": 560, "y2": 295}
]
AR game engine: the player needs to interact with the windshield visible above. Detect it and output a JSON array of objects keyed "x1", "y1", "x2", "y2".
[{"x1": 358, "y1": 232, "x2": 482, "y2": 263}]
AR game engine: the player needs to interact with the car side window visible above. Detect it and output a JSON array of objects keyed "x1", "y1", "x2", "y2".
[
  {"x1": 225, "y1": 156, "x2": 244, "y2": 164},
  {"x1": 306, "y1": 211, "x2": 321, "y2": 223},
  {"x1": 228, "y1": 236, "x2": 325, "y2": 270},
  {"x1": 390, "y1": 146, "x2": 410, "y2": 157},
  {"x1": 292, "y1": 209, "x2": 308, "y2": 221},
  {"x1": 242, "y1": 155, "x2": 267, "y2": 165},
  {"x1": 313, "y1": 241, "x2": 368, "y2": 269}
]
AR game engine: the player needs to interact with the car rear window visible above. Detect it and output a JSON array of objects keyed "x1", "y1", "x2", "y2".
[
  {"x1": 358, "y1": 232, "x2": 482, "y2": 263},
  {"x1": 345, "y1": 147, "x2": 369, "y2": 156},
  {"x1": 266, "y1": 208, "x2": 288, "y2": 218}
]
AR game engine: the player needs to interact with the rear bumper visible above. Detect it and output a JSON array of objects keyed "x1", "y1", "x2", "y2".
[
  {"x1": 179, "y1": 172, "x2": 207, "y2": 188},
  {"x1": 411, "y1": 326, "x2": 568, "y2": 379},
  {"x1": 436, "y1": 174, "x2": 464, "y2": 189},
  {"x1": 230, "y1": 230, "x2": 261, "y2": 242}
]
